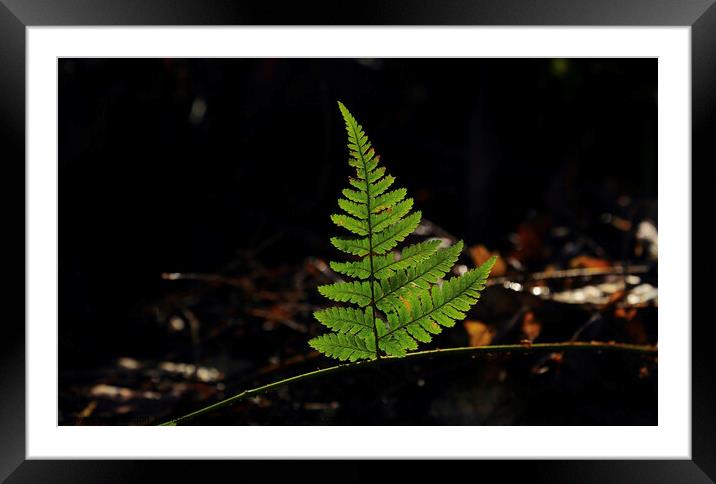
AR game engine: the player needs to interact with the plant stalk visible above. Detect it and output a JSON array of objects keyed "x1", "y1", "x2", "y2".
[
  {"x1": 351, "y1": 120, "x2": 381, "y2": 360},
  {"x1": 159, "y1": 341, "x2": 656, "y2": 426}
]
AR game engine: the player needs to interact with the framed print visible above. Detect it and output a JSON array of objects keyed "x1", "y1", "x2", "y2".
[{"x1": 2, "y1": 0, "x2": 713, "y2": 481}]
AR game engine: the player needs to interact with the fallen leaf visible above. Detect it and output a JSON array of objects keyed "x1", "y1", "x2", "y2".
[
  {"x1": 570, "y1": 255, "x2": 611, "y2": 269},
  {"x1": 469, "y1": 245, "x2": 507, "y2": 277},
  {"x1": 464, "y1": 320, "x2": 495, "y2": 347}
]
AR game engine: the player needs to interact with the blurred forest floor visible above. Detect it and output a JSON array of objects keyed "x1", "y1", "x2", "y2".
[{"x1": 59, "y1": 200, "x2": 658, "y2": 426}]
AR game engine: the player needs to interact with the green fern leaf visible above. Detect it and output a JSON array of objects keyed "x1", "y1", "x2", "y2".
[
  {"x1": 376, "y1": 240, "x2": 464, "y2": 312},
  {"x1": 330, "y1": 213, "x2": 369, "y2": 236},
  {"x1": 330, "y1": 211, "x2": 421, "y2": 257},
  {"x1": 337, "y1": 198, "x2": 369, "y2": 219},
  {"x1": 373, "y1": 239, "x2": 442, "y2": 279},
  {"x1": 313, "y1": 306, "x2": 379, "y2": 338},
  {"x1": 308, "y1": 333, "x2": 376, "y2": 362},
  {"x1": 310, "y1": 102, "x2": 496, "y2": 362},
  {"x1": 371, "y1": 198, "x2": 414, "y2": 233},
  {"x1": 371, "y1": 211, "x2": 422, "y2": 254},
  {"x1": 330, "y1": 239, "x2": 441, "y2": 281},
  {"x1": 373, "y1": 188, "x2": 407, "y2": 212},
  {"x1": 318, "y1": 280, "x2": 373, "y2": 306},
  {"x1": 380, "y1": 257, "x2": 497, "y2": 353},
  {"x1": 342, "y1": 187, "x2": 367, "y2": 204},
  {"x1": 329, "y1": 258, "x2": 372, "y2": 279},
  {"x1": 370, "y1": 174, "x2": 396, "y2": 197}
]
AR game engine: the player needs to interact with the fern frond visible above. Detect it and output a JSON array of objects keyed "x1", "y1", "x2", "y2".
[{"x1": 311, "y1": 102, "x2": 495, "y2": 362}]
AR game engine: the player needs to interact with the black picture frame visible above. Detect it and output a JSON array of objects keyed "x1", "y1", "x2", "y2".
[{"x1": 1, "y1": 0, "x2": 712, "y2": 481}]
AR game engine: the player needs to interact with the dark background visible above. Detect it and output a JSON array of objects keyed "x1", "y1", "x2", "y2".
[{"x1": 58, "y1": 58, "x2": 657, "y2": 424}]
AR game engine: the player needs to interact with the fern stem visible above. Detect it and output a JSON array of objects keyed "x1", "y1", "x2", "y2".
[
  {"x1": 159, "y1": 341, "x2": 656, "y2": 426},
  {"x1": 348, "y1": 116, "x2": 381, "y2": 359}
]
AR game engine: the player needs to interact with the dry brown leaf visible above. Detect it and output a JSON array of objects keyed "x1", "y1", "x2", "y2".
[
  {"x1": 615, "y1": 307, "x2": 638, "y2": 321},
  {"x1": 469, "y1": 245, "x2": 507, "y2": 277},
  {"x1": 570, "y1": 255, "x2": 611, "y2": 269},
  {"x1": 464, "y1": 320, "x2": 495, "y2": 347}
]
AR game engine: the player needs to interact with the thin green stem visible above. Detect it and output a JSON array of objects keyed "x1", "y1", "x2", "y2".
[
  {"x1": 159, "y1": 341, "x2": 657, "y2": 426},
  {"x1": 349, "y1": 119, "x2": 381, "y2": 360}
]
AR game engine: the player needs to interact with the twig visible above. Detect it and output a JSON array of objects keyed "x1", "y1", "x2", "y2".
[
  {"x1": 161, "y1": 272, "x2": 250, "y2": 289},
  {"x1": 159, "y1": 341, "x2": 657, "y2": 426},
  {"x1": 487, "y1": 264, "x2": 650, "y2": 287}
]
